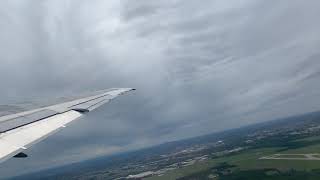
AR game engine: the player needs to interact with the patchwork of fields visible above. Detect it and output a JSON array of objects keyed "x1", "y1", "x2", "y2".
[{"x1": 147, "y1": 136, "x2": 320, "y2": 180}]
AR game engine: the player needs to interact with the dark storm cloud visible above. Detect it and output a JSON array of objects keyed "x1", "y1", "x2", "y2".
[{"x1": 1, "y1": 0, "x2": 320, "y2": 177}]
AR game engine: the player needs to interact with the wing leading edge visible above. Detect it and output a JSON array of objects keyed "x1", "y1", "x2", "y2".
[{"x1": 0, "y1": 88, "x2": 135, "y2": 163}]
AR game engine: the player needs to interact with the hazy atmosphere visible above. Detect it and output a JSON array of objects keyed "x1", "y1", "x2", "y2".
[{"x1": 1, "y1": 0, "x2": 320, "y2": 177}]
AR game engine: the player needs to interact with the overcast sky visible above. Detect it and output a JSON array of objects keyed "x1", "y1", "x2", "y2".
[{"x1": 1, "y1": 0, "x2": 320, "y2": 178}]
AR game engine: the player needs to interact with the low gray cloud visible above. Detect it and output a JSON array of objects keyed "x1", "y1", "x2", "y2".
[{"x1": 1, "y1": 0, "x2": 320, "y2": 177}]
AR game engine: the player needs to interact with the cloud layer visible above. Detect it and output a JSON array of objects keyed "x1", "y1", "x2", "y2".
[{"x1": 1, "y1": 0, "x2": 320, "y2": 177}]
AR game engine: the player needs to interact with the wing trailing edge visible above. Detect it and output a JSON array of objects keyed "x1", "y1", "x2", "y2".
[{"x1": 0, "y1": 88, "x2": 135, "y2": 163}]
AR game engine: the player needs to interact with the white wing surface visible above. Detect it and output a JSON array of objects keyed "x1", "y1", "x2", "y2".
[{"x1": 0, "y1": 88, "x2": 135, "y2": 163}]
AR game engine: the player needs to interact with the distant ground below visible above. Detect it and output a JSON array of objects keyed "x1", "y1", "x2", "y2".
[{"x1": 10, "y1": 111, "x2": 320, "y2": 180}]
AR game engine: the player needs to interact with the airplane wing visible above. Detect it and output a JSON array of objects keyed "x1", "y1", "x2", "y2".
[{"x1": 0, "y1": 88, "x2": 135, "y2": 163}]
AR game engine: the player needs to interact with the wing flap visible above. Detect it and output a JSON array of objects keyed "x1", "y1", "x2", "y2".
[
  {"x1": 0, "y1": 109, "x2": 59, "y2": 133},
  {"x1": 69, "y1": 95, "x2": 111, "y2": 111}
]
